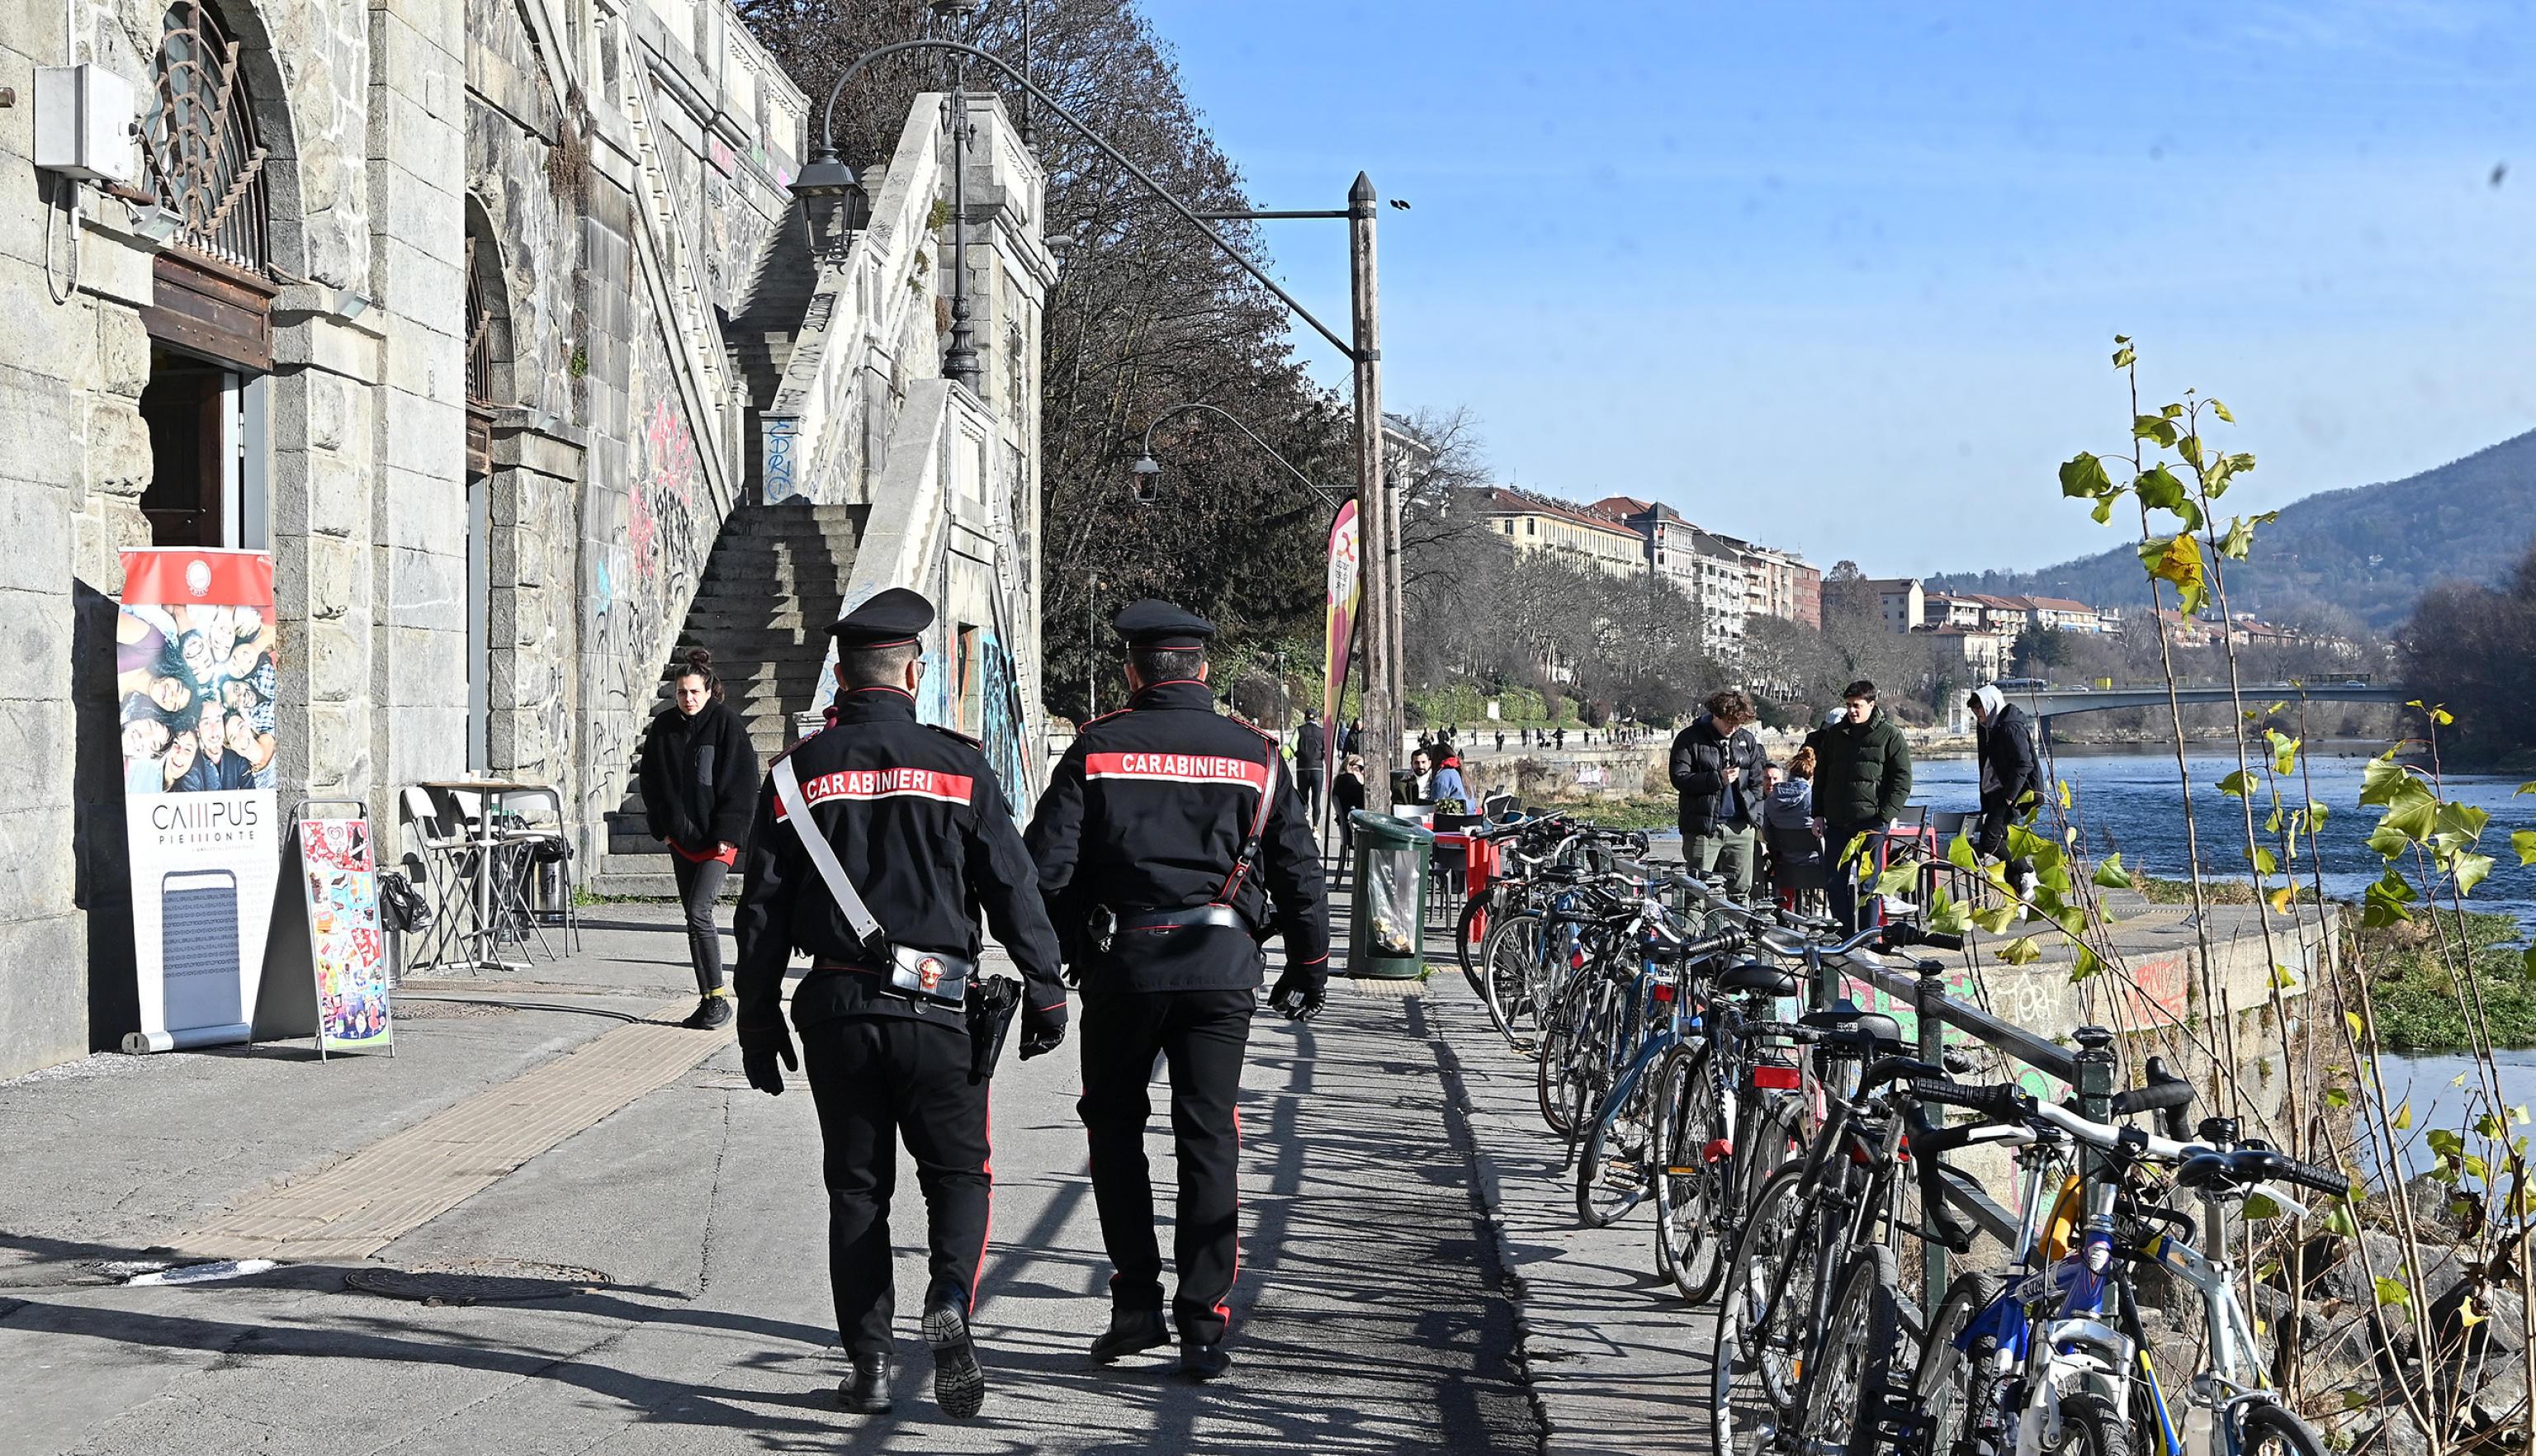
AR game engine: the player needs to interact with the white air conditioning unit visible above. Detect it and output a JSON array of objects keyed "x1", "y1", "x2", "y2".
[{"x1": 34, "y1": 64, "x2": 140, "y2": 185}]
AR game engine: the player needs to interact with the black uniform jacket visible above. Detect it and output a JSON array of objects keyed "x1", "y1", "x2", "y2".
[
  {"x1": 733, "y1": 687, "x2": 1066, "y2": 1041},
  {"x1": 1026, "y1": 679, "x2": 1332, "y2": 993}
]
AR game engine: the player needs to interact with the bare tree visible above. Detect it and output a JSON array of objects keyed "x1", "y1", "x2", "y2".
[{"x1": 740, "y1": 0, "x2": 1346, "y2": 719}]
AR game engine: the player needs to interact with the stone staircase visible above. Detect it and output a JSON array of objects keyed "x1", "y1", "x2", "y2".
[{"x1": 588, "y1": 499, "x2": 866, "y2": 898}]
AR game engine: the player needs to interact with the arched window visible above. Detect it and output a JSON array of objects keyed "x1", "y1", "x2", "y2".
[{"x1": 141, "y1": 0, "x2": 272, "y2": 277}]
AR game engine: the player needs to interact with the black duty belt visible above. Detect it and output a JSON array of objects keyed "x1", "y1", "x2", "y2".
[{"x1": 1116, "y1": 905, "x2": 1247, "y2": 934}]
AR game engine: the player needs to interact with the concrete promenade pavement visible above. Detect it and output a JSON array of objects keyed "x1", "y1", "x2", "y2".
[{"x1": 0, "y1": 903, "x2": 1538, "y2": 1455}]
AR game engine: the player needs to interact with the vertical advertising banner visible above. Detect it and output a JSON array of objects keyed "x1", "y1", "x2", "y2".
[
  {"x1": 116, "y1": 548, "x2": 282, "y2": 1052},
  {"x1": 296, "y1": 815, "x2": 393, "y2": 1056},
  {"x1": 1322, "y1": 499, "x2": 1362, "y2": 809}
]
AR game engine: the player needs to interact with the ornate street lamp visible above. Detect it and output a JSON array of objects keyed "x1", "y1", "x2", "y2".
[{"x1": 788, "y1": 146, "x2": 869, "y2": 260}]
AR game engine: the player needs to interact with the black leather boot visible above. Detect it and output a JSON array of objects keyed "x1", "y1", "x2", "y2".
[
  {"x1": 923, "y1": 1302, "x2": 986, "y2": 1419},
  {"x1": 1180, "y1": 1340, "x2": 1232, "y2": 1380},
  {"x1": 1086, "y1": 1307, "x2": 1171, "y2": 1364},
  {"x1": 837, "y1": 1352, "x2": 892, "y2": 1414}
]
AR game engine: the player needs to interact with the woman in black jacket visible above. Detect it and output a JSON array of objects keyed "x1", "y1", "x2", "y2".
[{"x1": 637, "y1": 650, "x2": 760, "y2": 1028}]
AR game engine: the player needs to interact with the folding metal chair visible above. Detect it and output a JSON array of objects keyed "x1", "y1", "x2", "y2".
[
  {"x1": 397, "y1": 786, "x2": 476, "y2": 971},
  {"x1": 493, "y1": 786, "x2": 580, "y2": 958}
]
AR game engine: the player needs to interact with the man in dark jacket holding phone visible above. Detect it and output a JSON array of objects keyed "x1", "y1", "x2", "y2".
[
  {"x1": 732, "y1": 589, "x2": 1067, "y2": 1422},
  {"x1": 1668, "y1": 690, "x2": 1768, "y2": 895}
]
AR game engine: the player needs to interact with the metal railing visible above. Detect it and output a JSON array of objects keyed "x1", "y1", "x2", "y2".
[{"x1": 1826, "y1": 943, "x2": 2120, "y2": 1312}]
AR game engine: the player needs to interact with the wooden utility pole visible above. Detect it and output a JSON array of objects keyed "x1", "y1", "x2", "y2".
[{"x1": 1350, "y1": 172, "x2": 1399, "y2": 810}]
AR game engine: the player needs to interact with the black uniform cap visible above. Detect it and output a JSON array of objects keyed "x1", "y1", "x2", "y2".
[
  {"x1": 830, "y1": 587, "x2": 934, "y2": 648},
  {"x1": 1113, "y1": 598, "x2": 1216, "y2": 650}
]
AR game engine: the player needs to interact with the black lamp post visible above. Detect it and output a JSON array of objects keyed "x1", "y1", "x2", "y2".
[{"x1": 932, "y1": 0, "x2": 982, "y2": 395}]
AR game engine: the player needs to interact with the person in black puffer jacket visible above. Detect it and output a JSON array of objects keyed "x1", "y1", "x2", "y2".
[
  {"x1": 638, "y1": 649, "x2": 760, "y2": 1028},
  {"x1": 1801, "y1": 679, "x2": 1914, "y2": 929},
  {"x1": 1669, "y1": 689, "x2": 1770, "y2": 896},
  {"x1": 1970, "y1": 683, "x2": 2046, "y2": 901}
]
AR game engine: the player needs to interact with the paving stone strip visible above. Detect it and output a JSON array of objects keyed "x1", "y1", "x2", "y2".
[{"x1": 173, "y1": 1000, "x2": 726, "y2": 1262}]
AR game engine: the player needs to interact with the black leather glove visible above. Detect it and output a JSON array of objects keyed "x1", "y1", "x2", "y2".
[
  {"x1": 740, "y1": 1029, "x2": 797, "y2": 1096},
  {"x1": 1020, "y1": 1002, "x2": 1068, "y2": 1061},
  {"x1": 1268, "y1": 967, "x2": 1327, "y2": 1022}
]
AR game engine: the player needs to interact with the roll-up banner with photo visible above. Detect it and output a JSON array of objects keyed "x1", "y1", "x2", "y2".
[
  {"x1": 116, "y1": 548, "x2": 282, "y2": 1053},
  {"x1": 1321, "y1": 499, "x2": 1361, "y2": 811}
]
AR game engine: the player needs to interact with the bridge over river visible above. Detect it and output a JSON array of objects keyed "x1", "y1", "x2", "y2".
[{"x1": 2007, "y1": 680, "x2": 2411, "y2": 725}]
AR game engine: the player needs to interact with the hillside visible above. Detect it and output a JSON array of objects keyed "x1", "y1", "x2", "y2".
[{"x1": 1930, "y1": 428, "x2": 2536, "y2": 631}]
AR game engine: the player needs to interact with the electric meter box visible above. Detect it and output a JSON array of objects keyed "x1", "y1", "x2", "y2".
[{"x1": 35, "y1": 65, "x2": 140, "y2": 185}]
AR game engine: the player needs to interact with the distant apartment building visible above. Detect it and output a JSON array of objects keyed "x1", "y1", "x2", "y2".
[
  {"x1": 1714, "y1": 535, "x2": 1823, "y2": 630},
  {"x1": 2024, "y1": 596, "x2": 2108, "y2": 634},
  {"x1": 1921, "y1": 591, "x2": 2111, "y2": 636},
  {"x1": 1923, "y1": 626, "x2": 2013, "y2": 682},
  {"x1": 1864, "y1": 578, "x2": 1927, "y2": 635},
  {"x1": 1923, "y1": 592, "x2": 1989, "y2": 630},
  {"x1": 1484, "y1": 489, "x2": 1648, "y2": 579},
  {"x1": 1590, "y1": 496, "x2": 1753, "y2": 659},
  {"x1": 1383, "y1": 413, "x2": 1441, "y2": 487}
]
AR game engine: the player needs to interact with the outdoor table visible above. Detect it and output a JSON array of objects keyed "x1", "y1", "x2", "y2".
[{"x1": 417, "y1": 778, "x2": 538, "y2": 971}]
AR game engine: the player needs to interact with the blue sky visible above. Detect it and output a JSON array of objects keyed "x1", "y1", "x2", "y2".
[{"x1": 1139, "y1": 0, "x2": 2536, "y2": 577}]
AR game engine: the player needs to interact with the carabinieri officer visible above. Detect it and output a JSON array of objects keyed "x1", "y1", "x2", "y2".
[
  {"x1": 1024, "y1": 598, "x2": 1332, "y2": 1378},
  {"x1": 733, "y1": 588, "x2": 1069, "y2": 1420}
]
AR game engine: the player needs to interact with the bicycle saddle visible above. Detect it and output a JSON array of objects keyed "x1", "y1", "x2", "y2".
[
  {"x1": 1715, "y1": 962, "x2": 1799, "y2": 999},
  {"x1": 1800, "y1": 1008, "x2": 1905, "y2": 1052}
]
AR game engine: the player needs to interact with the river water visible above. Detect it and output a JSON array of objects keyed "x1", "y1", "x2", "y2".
[
  {"x1": 1904, "y1": 745, "x2": 2536, "y2": 935},
  {"x1": 1909, "y1": 745, "x2": 2536, "y2": 1174}
]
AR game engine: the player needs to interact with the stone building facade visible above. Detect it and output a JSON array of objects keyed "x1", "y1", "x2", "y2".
[{"x1": 0, "y1": 0, "x2": 1048, "y2": 1076}]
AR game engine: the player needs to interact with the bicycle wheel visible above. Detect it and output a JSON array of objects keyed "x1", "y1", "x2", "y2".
[
  {"x1": 1654, "y1": 1043, "x2": 1730, "y2": 1301},
  {"x1": 1749, "y1": 1096, "x2": 1812, "y2": 1208},
  {"x1": 2234, "y1": 1402, "x2": 2327, "y2": 1456},
  {"x1": 1535, "y1": 980, "x2": 1592, "y2": 1135},
  {"x1": 1483, "y1": 911, "x2": 1545, "y2": 1048},
  {"x1": 1578, "y1": 1060, "x2": 1658, "y2": 1227},
  {"x1": 1914, "y1": 1272, "x2": 1999, "y2": 1456},
  {"x1": 2045, "y1": 1393, "x2": 2129, "y2": 1456},
  {"x1": 1799, "y1": 1246, "x2": 1904, "y2": 1456},
  {"x1": 1455, "y1": 891, "x2": 1493, "y2": 1001},
  {"x1": 1710, "y1": 1163, "x2": 1812, "y2": 1456}
]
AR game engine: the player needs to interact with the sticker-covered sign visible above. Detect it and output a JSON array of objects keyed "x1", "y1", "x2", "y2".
[{"x1": 297, "y1": 815, "x2": 392, "y2": 1054}]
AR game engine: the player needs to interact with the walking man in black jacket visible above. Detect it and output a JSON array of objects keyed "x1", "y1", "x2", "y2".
[
  {"x1": 1669, "y1": 689, "x2": 1768, "y2": 896},
  {"x1": 1970, "y1": 683, "x2": 2046, "y2": 901},
  {"x1": 732, "y1": 589, "x2": 1069, "y2": 1421},
  {"x1": 1293, "y1": 707, "x2": 1327, "y2": 825},
  {"x1": 1025, "y1": 600, "x2": 1331, "y2": 1380}
]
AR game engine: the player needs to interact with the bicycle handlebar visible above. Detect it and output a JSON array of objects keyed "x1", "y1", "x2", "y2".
[
  {"x1": 2109, "y1": 1077, "x2": 2195, "y2": 1121},
  {"x1": 2262, "y1": 1153, "x2": 2352, "y2": 1199}
]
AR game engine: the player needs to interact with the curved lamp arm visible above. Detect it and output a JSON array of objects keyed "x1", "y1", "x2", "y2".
[
  {"x1": 1138, "y1": 402, "x2": 1346, "y2": 503},
  {"x1": 813, "y1": 39, "x2": 1356, "y2": 361}
]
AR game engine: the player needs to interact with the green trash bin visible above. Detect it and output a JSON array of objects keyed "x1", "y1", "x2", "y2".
[{"x1": 1348, "y1": 810, "x2": 1435, "y2": 980}]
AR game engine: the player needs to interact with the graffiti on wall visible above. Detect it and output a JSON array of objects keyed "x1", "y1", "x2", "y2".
[
  {"x1": 580, "y1": 318, "x2": 723, "y2": 830},
  {"x1": 763, "y1": 414, "x2": 797, "y2": 502},
  {"x1": 976, "y1": 631, "x2": 1029, "y2": 801}
]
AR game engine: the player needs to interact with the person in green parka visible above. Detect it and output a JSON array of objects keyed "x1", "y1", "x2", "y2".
[{"x1": 1801, "y1": 679, "x2": 1913, "y2": 929}]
